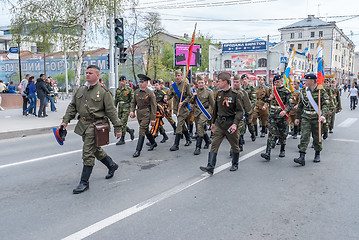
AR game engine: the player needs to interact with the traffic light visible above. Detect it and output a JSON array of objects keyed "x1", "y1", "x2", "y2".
[
  {"x1": 119, "y1": 47, "x2": 127, "y2": 63},
  {"x1": 106, "y1": 54, "x2": 110, "y2": 69},
  {"x1": 114, "y1": 18, "x2": 124, "y2": 48}
]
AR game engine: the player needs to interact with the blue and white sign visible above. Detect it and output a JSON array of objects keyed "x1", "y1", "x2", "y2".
[
  {"x1": 222, "y1": 40, "x2": 267, "y2": 53},
  {"x1": 280, "y1": 57, "x2": 287, "y2": 63},
  {"x1": 9, "y1": 47, "x2": 19, "y2": 53}
]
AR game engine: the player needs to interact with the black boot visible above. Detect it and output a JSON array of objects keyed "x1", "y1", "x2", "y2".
[
  {"x1": 203, "y1": 133, "x2": 212, "y2": 149},
  {"x1": 194, "y1": 136, "x2": 203, "y2": 155},
  {"x1": 200, "y1": 152, "x2": 217, "y2": 175},
  {"x1": 292, "y1": 126, "x2": 298, "y2": 139},
  {"x1": 313, "y1": 151, "x2": 321, "y2": 163},
  {"x1": 100, "y1": 155, "x2": 119, "y2": 179},
  {"x1": 128, "y1": 128, "x2": 135, "y2": 140},
  {"x1": 240, "y1": 135, "x2": 245, "y2": 145},
  {"x1": 265, "y1": 126, "x2": 268, "y2": 134},
  {"x1": 146, "y1": 134, "x2": 157, "y2": 151},
  {"x1": 230, "y1": 152, "x2": 240, "y2": 171},
  {"x1": 170, "y1": 134, "x2": 181, "y2": 151},
  {"x1": 251, "y1": 132, "x2": 256, "y2": 142},
  {"x1": 239, "y1": 136, "x2": 243, "y2": 152},
  {"x1": 73, "y1": 165, "x2": 93, "y2": 194},
  {"x1": 329, "y1": 129, "x2": 333, "y2": 133},
  {"x1": 188, "y1": 123, "x2": 194, "y2": 139},
  {"x1": 261, "y1": 146, "x2": 271, "y2": 161},
  {"x1": 172, "y1": 123, "x2": 177, "y2": 135},
  {"x1": 279, "y1": 144, "x2": 285, "y2": 157},
  {"x1": 254, "y1": 125, "x2": 258, "y2": 136},
  {"x1": 133, "y1": 135, "x2": 145, "y2": 157},
  {"x1": 183, "y1": 130, "x2": 192, "y2": 146},
  {"x1": 116, "y1": 135, "x2": 125, "y2": 145},
  {"x1": 323, "y1": 131, "x2": 328, "y2": 140},
  {"x1": 294, "y1": 152, "x2": 306, "y2": 166},
  {"x1": 160, "y1": 132, "x2": 169, "y2": 143},
  {"x1": 260, "y1": 126, "x2": 266, "y2": 138}
]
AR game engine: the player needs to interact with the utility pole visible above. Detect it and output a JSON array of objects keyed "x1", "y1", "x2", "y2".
[
  {"x1": 64, "y1": 50, "x2": 69, "y2": 94},
  {"x1": 114, "y1": 5, "x2": 119, "y2": 89},
  {"x1": 17, "y1": 42, "x2": 22, "y2": 83},
  {"x1": 266, "y1": 35, "x2": 270, "y2": 83}
]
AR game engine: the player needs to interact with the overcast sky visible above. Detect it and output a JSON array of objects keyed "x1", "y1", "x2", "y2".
[{"x1": 1, "y1": 0, "x2": 359, "y2": 50}]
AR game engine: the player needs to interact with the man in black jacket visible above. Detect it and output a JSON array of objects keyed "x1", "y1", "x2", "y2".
[{"x1": 36, "y1": 74, "x2": 50, "y2": 118}]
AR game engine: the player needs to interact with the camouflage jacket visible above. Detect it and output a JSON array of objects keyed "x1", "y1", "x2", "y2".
[{"x1": 296, "y1": 86, "x2": 330, "y2": 120}]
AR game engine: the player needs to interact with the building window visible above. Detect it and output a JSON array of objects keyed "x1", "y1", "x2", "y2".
[
  {"x1": 311, "y1": 32, "x2": 315, "y2": 38},
  {"x1": 298, "y1": 44, "x2": 302, "y2": 50},
  {"x1": 290, "y1": 33, "x2": 295, "y2": 39},
  {"x1": 258, "y1": 58, "x2": 267, "y2": 68},
  {"x1": 319, "y1": 31, "x2": 323, "y2": 37},
  {"x1": 224, "y1": 60, "x2": 231, "y2": 69},
  {"x1": 335, "y1": 55, "x2": 337, "y2": 61},
  {"x1": 298, "y1": 32, "x2": 302, "y2": 38},
  {"x1": 290, "y1": 44, "x2": 294, "y2": 49},
  {"x1": 336, "y1": 44, "x2": 338, "y2": 49},
  {"x1": 310, "y1": 43, "x2": 315, "y2": 49}
]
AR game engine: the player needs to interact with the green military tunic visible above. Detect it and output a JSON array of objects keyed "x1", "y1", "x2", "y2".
[
  {"x1": 192, "y1": 87, "x2": 215, "y2": 137},
  {"x1": 239, "y1": 86, "x2": 256, "y2": 136},
  {"x1": 329, "y1": 87, "x2": 342, "y2": 131},
  {"x1": 115, "y1": 85, "x2": 134, "y2": 135},
  {"x1": 322, "y1": 85, "x2": 336, "y2": 134},
  {"x1": 211, "y1": 88, "x2": 244, "y2": 153},
  {"x1": 296, "y1": 86, "x2": 330, "y2": 153},
  {"x1": 130, "y1": 88, "x2": 156, "y2": 136},
  {"x1": 253, "y1": 85, "x2": 270, "y2": 127},
  {"x1": 153, "y1": 89, "x2": 167, "y2": 135},
  {"x1": 62, "y1": 82, "x2": 122, "y2": 166}
]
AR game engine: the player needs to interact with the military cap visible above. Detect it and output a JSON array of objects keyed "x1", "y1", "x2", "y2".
[
  {"x1": 233, "y1": 74, "x2": 241, "y2": 80},
  {"x1": 241, "y1": 74, "x2": 248, "y2": 79},
  {"x1": 153, "y1": 79, "x2": 160, "y2": 84},
  {"x1": 119, "y1": 75, "x2": 126, "y2": 81},
  {"x1": 137, "y1": 74, "x2": 151, "y2": 82},
  {"x1": 53, "y1": 125, "x2": 67, "y2": 145},
  {"x1": 273, "y1": 75, "x2": 282, "y2": 82},
  {"x1": 175, "y1": 69, "x2": 182, "y2": 75},
  {"x1": 324, "y1": 78, "x2": 331, "y2": 83},
  {"x1": 196, "y1": 75, "x2": 203, "y2": 81},
  {"x1": 218, "y1": 72, "x2": 231, "y2": 81},
  {"x1": 304, "y1": 74, "x2": 317, "y2": 80}
]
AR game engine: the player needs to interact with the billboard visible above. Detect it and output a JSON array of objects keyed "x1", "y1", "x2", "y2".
[
  {"x1": 231, "y1": 55, "x2": 257, "y2": 70},
  {"x1": 222, "y1": 41, "x2": 267, "y2": 53},
  {"x1": 174, "y1": 43, "x2": 201, "y2": 67}
]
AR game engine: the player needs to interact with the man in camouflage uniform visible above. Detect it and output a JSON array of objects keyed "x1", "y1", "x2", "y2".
[
  {"x1": 240, "y1": 74, "x2": 256, "y2": 144},
  {"x1": 115, "y1": 76, "x2": 135, "y2": 145},
  {"x1": 61, "y1": 65, "x2": 122, "y2": 194},
  {"x1": 130, "y1": 74, "x2": 157, "y2": 158},
  {"x1": 160, "y1": 79, "x2": 177, "y2": 133},
  {"x1": 200, "y1": 72, "x2": 244, "y2": 174},
  {"x1": 322, "y1": 79, "x2": 336, "y2": 139},
  {"x1": 288, "y1": 80, "x2": 301, "y2": 139},
  {"x1": 294, "y1": 74, "x2": 330, "y2": 166},
  {"x1": 261, "y1": 75, "x2": 294, "y2": 161},
  {"x1": 329, "y1": 79, "x2": 342, "y2": 133},
  {"x1": 167, "y1": 69, "x2": 193, "y2": 151},
  {"x1": 192, "y1": 75, "x2": 215, "y2": 155},
  {"x1": 253, "y1": 76, "x2": 270, "y2": 138}
]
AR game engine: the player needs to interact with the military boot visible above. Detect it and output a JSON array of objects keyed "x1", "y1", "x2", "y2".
[
  {"x1": 100, "y1": 155, "x2": 119, "y2": 179},
  {"x1": 200, "y1": 152, "x2": 217, "y2": 175},
  {"x1": 73, "y1": 165, "x2": 93, "y2": 194},
  {"x1": 172, "y1": 123, "x2": 177, "y2": 135},
  {"x1": 128, "y1": 128, "x2": 135, "y2": 140},
  {"x1": 188, "y1": 123, "x2": 194, "y2": 139},
  {"x1": 323, "y1": 131, "x2": 328, "y2": 140},
  {"x1": 183, "y1": 130, "x2": 192, "y2": 146},
  {"x1": 292, "y1": 126, "x2": 298, "y2": 139},
  {"x1": 239, "y1": 136, "x2": 244, "y2": 152},
  {"x1": 116, "y1": 135, "x2": 125, "y2": 145},
  {"x1": 251, "y1": 132, "x2": 256, "y2": 142},
  {"x1": 294, "y1": 152, "x2": 306, "y2": 166},
  {"x1": 260, "y1": 126, "x2": 266, "y2": 138},
  {"x1": 313, "y1": 151, "x2": 321, "y2": 163},
  {"x1": 193, "y1": 136, "x2": 203, "y2": 155},
  {"x1": 133, "y1": 135, "x2": 145, "y2": 157},
  {"x1": 146, "y1": 133, "x2": 157, "y2": 151},
  {"x1": 229, "y1": 152, "x2": 240, "y2": 171},
  {"x1": 261, "y1": 146, "x2": 271, "y2": 161},
  {"x1": 240, "y1": 135, "x2": 245, "y2": 145},
  {"x1": 203, "y1": 133, "x2": 212, "y2": 149},
  {"x1": 170, "y1": 134, "x2": 181, "y2": 151},
  {"x1": 160, "y1": 132, "x2": 169, "y2": 143},
  {"x1": 254, "y1": 125, "x2": 258, "y2": 136},
  {"x1": 279, "y1": 144, "x2": 285, "y2": 157}
]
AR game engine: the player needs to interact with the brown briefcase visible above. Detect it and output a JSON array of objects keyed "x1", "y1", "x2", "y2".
[{"x1": 94, "y1": 123, "x2": 110, "y2": 147}]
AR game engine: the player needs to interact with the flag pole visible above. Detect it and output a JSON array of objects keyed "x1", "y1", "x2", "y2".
[{"x1": 316, "y1": 38, "x2": 324, "y2": 143}]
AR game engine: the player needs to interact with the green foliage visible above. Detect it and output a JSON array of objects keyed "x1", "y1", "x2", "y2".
[{"x1": 52, "y1": 69, "x2": 75, "y2": 83}]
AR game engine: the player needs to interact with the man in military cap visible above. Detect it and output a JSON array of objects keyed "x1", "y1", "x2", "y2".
[
  {"x1": 253, "y1": 76, "x2": 270, "y2": 138},
  {"x1": 61, "y1": 65, "x2": 122, "y2": 194},
  {"x1": 160, "y1": 79, "x2": 177, "y2": 133},
  {"x1": 261, "y1": 75, "x2": 294, "y2": 161},
  {"x1": 288, "y1": 80, "x2": 301, "y2": 139},
  {"x1": 115, "y1": 75, "x2": 135, "y2": 145},
  {"x1": 151, "y1": 80, "x2": 169, "y2": 143},
  {"x1": 167, "y1": 69, "x2": 193, "y2": 151},
  {"x1": 200, "y1": 72, "x2": 244, "y2": 174},
  {"x1": 240, "y1": 74, "x2": 256, "y2": 144},
  {"x1": 130, "y1": 74, "x2": 157, "y2": 157},
  {"x1": 294, "y1": 74, "x2": 330, "y2": 166},
  {"x1": 322, "y1": 78, "x2": 336, "y2": 139},
  {"x1": 329, "y1": 79, "x2": 342, "y2": 133},
  {"x1": 192, "y1": 75, "x2": 215, "y2": 155}
]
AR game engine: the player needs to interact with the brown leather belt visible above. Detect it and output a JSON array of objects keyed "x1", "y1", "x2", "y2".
[
  {"x1": 138, "y1": 105, "x2": 150, "y2": 110},
  {"x1": 81, "y1": 117, "x2": 104, "y2": 122}
]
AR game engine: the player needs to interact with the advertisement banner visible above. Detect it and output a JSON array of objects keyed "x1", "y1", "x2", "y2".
[
  {"x1": 174, "y1": 43, "x2": 201, "y2": 67},
  {"x1": 231, "y1": 55, "x2": 257, "y2": 70},
  {"x1": 222, "y1": 41, "x2": 267, "y2": 53}
]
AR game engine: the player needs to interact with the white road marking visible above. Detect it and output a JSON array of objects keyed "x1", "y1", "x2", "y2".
[
  {"x1": 62, "y1": 146, "x2": 266, "y2": 240},
  {"x1": 331, "y1": 138, "x2": 359, "y2": 144},
  {"x1": 337, "y1": 118, "x2": 357, "y2": 128}
]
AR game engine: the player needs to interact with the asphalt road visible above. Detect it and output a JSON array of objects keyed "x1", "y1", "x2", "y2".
[{"x1": 0, "y1": 96, "x2": 358, "y2": 240}]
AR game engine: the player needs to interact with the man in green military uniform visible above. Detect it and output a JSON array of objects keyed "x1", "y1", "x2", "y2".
[
  {"x1": 233, "y1": 74, "x2": 253, "y2": 152},
  {"x1": 160, "y1": 79, "x2": 177, "y2": 133},
  {"x1": 294, "y1": 74, "x2": 330, "y2": 166},
  {"x1": 130, "y1": 74, "x2": 157, "y2": 157},
  {"x1": 192, "y1": 75, "x2": 215, "y2": 155},
  {"x1": 200, "y1": 72, "x2": 244, "y2": 174},
  {"x1": 115, "y1": 75, "x2": 135, "y2": 145},
  {"x1": 329, "y1": 79, "x2": 342, "y2": 133},
  {"x1": 254, "y1": 76, "x2": 270, "y2": 138},
  {"x1": 167, "y1": 69, "x2": 193, "y2": 151},
  {"x1": 261, "y1": 75, "x2": 294, "y2": 161},
  {"x1": 61, "y1": 65, "x2": 122, "y2": 194},
  {"x1": 240, "y1": 74, "x2": 256, "y2": 144},
  {"x1": 288, "y1": 80, "x2": 301, "y2": 139},
  {"x1": 322, "y1": 79, "x2": 336, "y2": 139}
]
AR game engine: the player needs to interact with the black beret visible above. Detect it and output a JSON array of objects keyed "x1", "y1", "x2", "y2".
[
  {"x1": 137, "y1": 74, "x2": 151, "y2": 82},
  {"x1": 119, "y1": 76, "x2": 126, "y2": 81},
  {"x1": 304, "y1": 74, "x2": 317, "y2": 80},
  {"x1": 241, "y1": 74, "x2": 248, "y2": 79},
  {"x1": 273, "y1": 75, "x2": 282, "y2": 81},
  {"x1": 153, "y1": 80, "x2": 160, "y2": 84}
]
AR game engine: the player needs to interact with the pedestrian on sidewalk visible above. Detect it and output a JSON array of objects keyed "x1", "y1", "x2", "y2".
[
  {"x1": 24, "y1": 76, "x2": 37, "y2": 116},
  {"x1": 348, "y1": 83, "x2": 358, "y2": 110},
  {"x1": 61, "y1": 65, "x2": 122, "y2": 194},
  {"x1": 36, "y1": 74, "x2": 50, "y2": 118},
  {"x1": 20, "y1": 74, "x2": 31, "y2": 115},
  {"x1": 45, "y1": 77, "x2": 56, "y2": 112}
]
